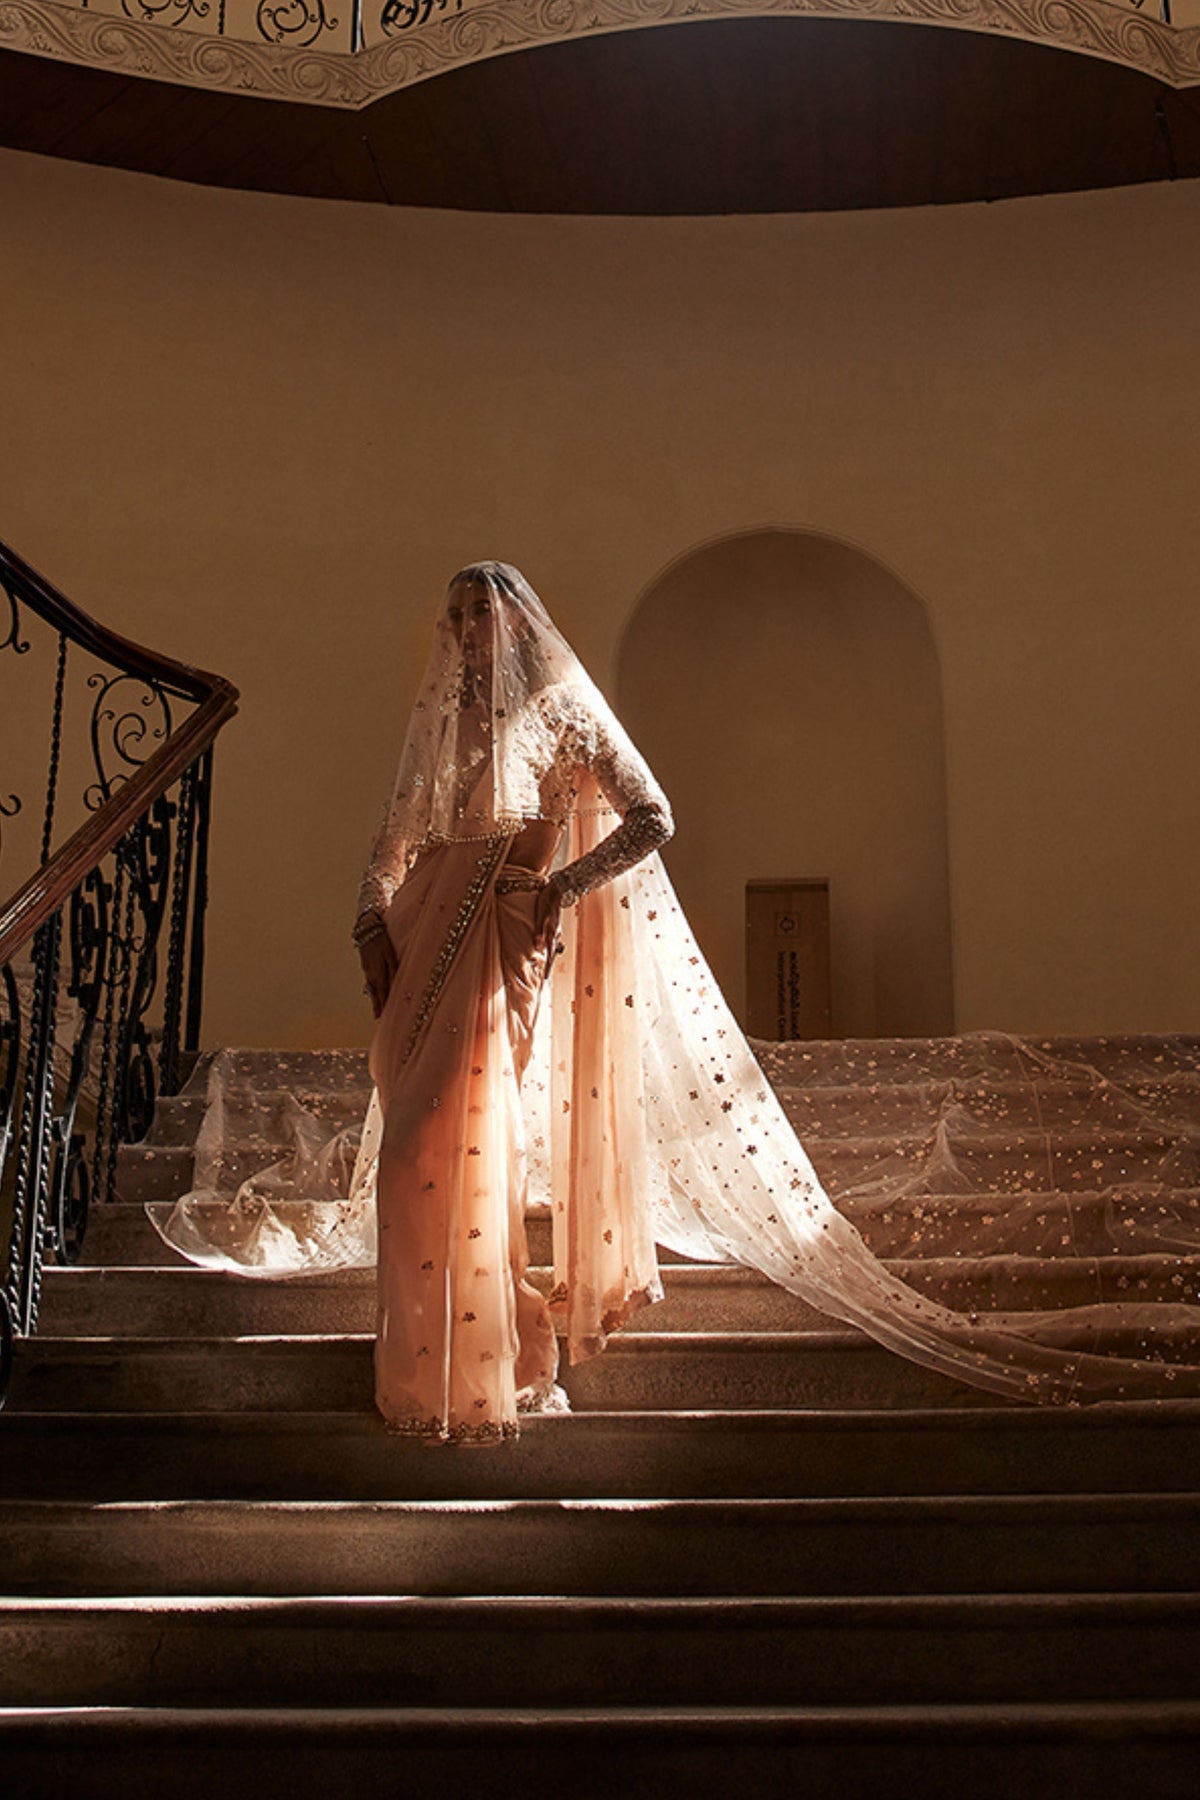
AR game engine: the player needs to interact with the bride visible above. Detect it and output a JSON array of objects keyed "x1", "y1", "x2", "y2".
[{"x1": 152, "y1": 561, "x2": 1200, "y2": 1441}]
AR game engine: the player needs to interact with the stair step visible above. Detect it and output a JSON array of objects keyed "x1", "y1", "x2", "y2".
[
  {"x1": 4, "y1": 1494, "x2": 1199, "y2": 1598},
  {"x1": 79, "y1": 1206, "x2": 705, "y2": 1271},
  {"x1": 79, "y1": 1189, "x2": 1200, "y2": 1269},
  {"x1": 113, "y1": 1127, "x2": 1195, "y2": 1205},
  {"x1": 139, "y1": 1074, "x2": 1200, "y2": 1152},
  {"x1": 3, "y1": 1403, "x2": 1199, "y2": 1502},
  {"x1": 36, "y1": 1265, "x2": 825, "y2": 1337},
  {"x1": 774, "y1": 1075, "x2": 1200, "y2": 1137},
  {"x1": 202, "y1": 1035, "x2": 1200, "y2": 1090},
  {"x1": 2, "y1": 1700, "x2": 1199, "y2": 1800},
  {"x1": 39, "y1": 1255, "x2": 1200, "y2": 1339},
  {"x1": 3, "y1": 1591, "x2": 1199, "y2": 1707},
  {"x1": 4, "y1": 1331, "x2": 1005, "y2": 1414},
  {"x1": 143, "y1": 1088, "x2": 372, "y2": 1148},
  {"x1": 808, "y1": 1131, "x2": 1198, "y2": 1195},
  {"x1": 755, "y1": 1033, "x2": 1200, "y2": 1088},
  {"x1": 13, "y1": 1028, "x2": 1200, "y2": 1800}
]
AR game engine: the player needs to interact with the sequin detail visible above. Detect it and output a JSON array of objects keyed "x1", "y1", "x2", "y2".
[{"x1": 398, "y1": 832, "x2": 511, "y2": 1071}]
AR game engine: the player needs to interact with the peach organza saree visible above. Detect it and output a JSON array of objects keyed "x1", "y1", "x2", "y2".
[{"x1": 363, "y1": 786, "x2": 661, "y2": 1441}]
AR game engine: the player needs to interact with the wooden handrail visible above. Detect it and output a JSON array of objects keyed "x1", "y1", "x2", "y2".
[
  {"x1": 0, "y1": 541, "x2": 239, "y2": 964},
  {"x1": 0, "y1": 540, "x2": 226, "y2": 703}
]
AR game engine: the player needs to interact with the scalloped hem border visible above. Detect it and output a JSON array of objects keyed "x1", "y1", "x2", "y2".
[{"x1": 382, "y1": 1409, "x2": 521, "y2": 1445}]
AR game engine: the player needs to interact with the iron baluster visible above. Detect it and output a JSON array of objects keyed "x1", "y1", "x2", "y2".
[
  {"x1": 160, "y1": 767, "x2": 195, "y2": 1098},
  {"x1": 0, "y1": 579, "x2": 30, "y2": 890},
  {"x1": 49, "y1": 865, "x2": 110, "y2": 1266},
  {"x1": 105, "y1": 830, "x2": 139, "y2": 1202},
  {"x1": 7, "y1": 912, "x2": 62, "y2": 1338},
  {"x1": 0, "y1": 962, "x2": 20, "y2": 1191},
  {"x1": 185, "y1": 746, "x2": 214, "y2": 1056},
  {"x1": 0, "y1": 536, "x2": 237, "y2": 1407},
  {"x1": 89, "y1": 848, "x2": 125, "y2": 1210},
  {"x1": 41, "y1": 632, "x2": 67, "y2": 864},
  {"x1": 115, "y1": 795, "x2": 173, "y2": 1145}
]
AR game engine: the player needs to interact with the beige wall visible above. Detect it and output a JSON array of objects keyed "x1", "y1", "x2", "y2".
[
  {"x1": 619, "y1": 530, "x2": 955, "y2": 1036},
  {"x1": 2, "y1": 144, "x2": 1199, "y2": 1047}
]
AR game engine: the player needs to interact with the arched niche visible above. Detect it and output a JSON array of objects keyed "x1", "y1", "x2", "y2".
[{"x1": 617, "y1": 529, "x2": 954, "y2": 1038}]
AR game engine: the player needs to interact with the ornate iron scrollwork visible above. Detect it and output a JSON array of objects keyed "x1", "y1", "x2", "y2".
[
  {"x1": 0, "y1": 1291, "x2": 11, "y2": 1410},
  {"x1": 0, "y1": 535, "x2": 233, "y2": 1409},
  {"x1": 0, "y1": 962, "x2": 20, "y2": 1192},
  {"x1": 6, "y1": 914, "x2": 62, "y2": 1342},
  {"x1": 0, "y1": 581, "x2": 30, "y2": 659},
  {"x1": 0, "y1": 792, "x2": 20, "y2": 888},
  {"x1": 49, "y1": 866, "x2": 110, "y2": 1266},
  {"x1": 121, "y1": 0, "x2": 212, "y2": 24},
  {"x1": 85, "y1": 671, "x2": 173, "y2": 813},
  {"x1": 0, "y1": 581, "x2": 30, "y2": 884},
  {"x1": 381, "y1": 0, "x2": 460, "y2": 32},
  {"x1": 118, "y1": 796, "x2": 174, "y2": 1145},
  {"x1": 257, "y1": 0, "x2": 337, "y2": 46}
]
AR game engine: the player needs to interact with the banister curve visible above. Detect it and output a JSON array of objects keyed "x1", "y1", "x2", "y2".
[
  {"x1": 0, "y1": 540, "x2": 239, "y2": 964},
  {"x1": 1, "y1": 539, "x2": 238, "y2": 1374},
  {"x1": 0, "y1": 538, "x2": 235, "y2": 702}
]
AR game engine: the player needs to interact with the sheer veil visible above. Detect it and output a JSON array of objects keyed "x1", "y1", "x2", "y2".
[{"x1": 151, "y1": 564, "x2": 1200, "y2": 1405}]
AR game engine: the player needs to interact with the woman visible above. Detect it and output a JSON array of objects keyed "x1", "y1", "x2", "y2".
[
  {"x1": 350, "y1": 561, "x2": 672, "y2": 1438},
  {"x1": 152, "y1": 561, "x2": 1200, "y2": 1440}
]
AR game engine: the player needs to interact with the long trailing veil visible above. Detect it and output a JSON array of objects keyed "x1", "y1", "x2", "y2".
[{"x1": 151, "y1": 564, "x2": 1200, "y2": 1405}]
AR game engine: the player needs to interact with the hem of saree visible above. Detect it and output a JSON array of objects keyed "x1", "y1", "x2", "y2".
[
  {"x1": 560, "y1": 1278, "x2": 665, "y2": 1365},
  {"x1": 382, "y1": 1411, "x2": 521, "y2": 1445}
]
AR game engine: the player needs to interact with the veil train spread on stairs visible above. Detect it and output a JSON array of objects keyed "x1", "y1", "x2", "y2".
[{"x1": 150, "y1": 565, "x2": 1200, "y2": 1420}]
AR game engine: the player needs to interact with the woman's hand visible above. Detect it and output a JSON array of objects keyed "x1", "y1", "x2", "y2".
[
  {"x1": 534, "y1": 879, "x2": 563, "y2": 958},
  {"x1": 359, "y1": 930, "x2": 398, "y2": 1018}
]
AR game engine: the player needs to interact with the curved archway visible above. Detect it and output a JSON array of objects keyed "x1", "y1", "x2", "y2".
[{"x1": 617, "y1": 529, "x2": 955, "y2": 1038}]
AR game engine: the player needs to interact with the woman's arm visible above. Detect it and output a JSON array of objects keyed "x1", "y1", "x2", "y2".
[
  {"x1": 354, "y1": 800, "x2": 407, "y2": 938},
  {"x1": 353, "y1": 801, "x2": 405, "y2": 1015},
  {"x1": 551, "y1": 707, "x2": 674, "y2": 909}
]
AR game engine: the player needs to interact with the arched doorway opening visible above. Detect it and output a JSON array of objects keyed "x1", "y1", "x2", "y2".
[{"x1": 617, "y1": 529, "x2": 954, "y2": 1037}]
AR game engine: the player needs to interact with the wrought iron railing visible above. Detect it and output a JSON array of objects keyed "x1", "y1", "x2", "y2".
[{"x1": 0, "y1": 541, "x2": 238, "y2": 1404}]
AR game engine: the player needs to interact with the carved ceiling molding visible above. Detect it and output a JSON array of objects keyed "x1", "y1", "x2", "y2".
[{"x1": 1, "y1": 0, "x2": 1198, "y2": 112}]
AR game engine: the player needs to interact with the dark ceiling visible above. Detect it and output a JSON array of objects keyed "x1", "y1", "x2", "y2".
[{"x1": 3, "y1": 17, "x2": 1200, "y2": 213}]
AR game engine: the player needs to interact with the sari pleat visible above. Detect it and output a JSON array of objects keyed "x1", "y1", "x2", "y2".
[{"x1": 371, "y1": 834, "x2": 559, "y2": 1442}]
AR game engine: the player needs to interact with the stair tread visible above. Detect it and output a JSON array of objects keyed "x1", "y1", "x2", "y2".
[
  {"x1": 5, "y1": 1698, "x2": 1200, "y2": 1732},
  {"x1": 4, "y1": 1591, "x2": 1200, "y2": 1621},
  {"x1": 6, "y1": 1398, "x2": 1200, "y2": 1433},
  {"x1": 13, "y1": 1027, "x2": 1200, "y2": 1790},
  {"x1": 45, "y1": 1251, "x2": 1200, "y2": 1283},
  {"x1": 123, "y1": 1126, "x2": 1199, "y2": 1155},
  {"x1": 7, "y1": 1489, "x2": 1200, "y2": 1519},
  {"x1": 14, "y1": 1328, "x2": 886, "y2": 1351}
]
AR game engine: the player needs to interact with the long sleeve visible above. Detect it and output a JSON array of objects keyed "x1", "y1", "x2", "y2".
[
  {"x1": 353, "y1": 800, "x2": 407, "y2": 939},
  {"x1": 554, "y1": 708, "x2": 674, "y2": 906}
]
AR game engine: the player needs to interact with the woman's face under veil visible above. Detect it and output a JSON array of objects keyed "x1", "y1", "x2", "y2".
[{"x1": 445, "y1": 578, "x2": 495, "y2": 687}]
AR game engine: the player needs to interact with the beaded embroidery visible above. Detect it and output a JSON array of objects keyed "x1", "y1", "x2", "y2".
[{"x1": 397, "y1": 832, "x2": 511, "y2": 1072}]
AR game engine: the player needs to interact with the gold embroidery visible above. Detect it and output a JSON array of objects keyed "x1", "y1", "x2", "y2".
[
  {"x1": 399, "y1": 833, "x2": 511, "y2": 1070},
  {"x1": 383, "y1": 1412, "x2": 520, "y2": 1445}
]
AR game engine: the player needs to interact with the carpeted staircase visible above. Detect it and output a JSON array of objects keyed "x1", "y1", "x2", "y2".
[{"x1": 3, "y1": 1035, "x2": 1200, "y2": 1796}]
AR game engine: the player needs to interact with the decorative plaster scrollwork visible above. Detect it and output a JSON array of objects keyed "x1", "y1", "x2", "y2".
[{"x1": 0, "y1": 0, "x2": 1198, "y2": 108}]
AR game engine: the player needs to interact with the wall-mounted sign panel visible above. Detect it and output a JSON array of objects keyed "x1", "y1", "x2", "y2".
[{"x1": 746, "y1": 878, "x2": 832, "y2": 1042}]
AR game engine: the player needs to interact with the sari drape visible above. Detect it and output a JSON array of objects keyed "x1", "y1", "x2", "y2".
[
  {"x1": 150, "y1": 560, "x2": 1200, "y2": 1435},
  {"x1": 368, "y1": 795, "x2": 671, "y2": 1433}
]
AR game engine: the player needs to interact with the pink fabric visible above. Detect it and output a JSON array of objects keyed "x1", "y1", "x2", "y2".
[{"x1": 369, "y1": 801, "x2": 661, "y2": 1441}]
